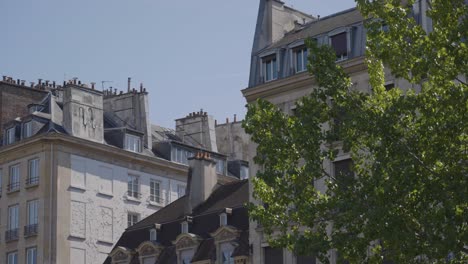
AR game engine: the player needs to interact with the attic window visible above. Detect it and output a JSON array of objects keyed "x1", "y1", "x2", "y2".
[
  {"x1": 5, "y1": 127, "x2": 15, "y2": 145},
  {"x1": 149, "y1": 229, "x2": 157, "y2": 242},
  {"x1": 294, "y1": 46, "x2": 308, "y2": 73},
  {"x1": 181, "y1": 221, "x2": 189, "y2": 234},
  {"x1": 331, "y1": 32, "x2": 349, "y2": 61},
  {"x1": 23, "y1": 121, "x2": 32, "y2": 138},
  {"x1": 125, "y1": 134, "x2": 141, "y2": 153},
  {"x1": 262, "y1": 54, "x2": 278, "y2": 82},
  {"x1": 219, "y1": 213, "x2": 228, "y2": 226}
]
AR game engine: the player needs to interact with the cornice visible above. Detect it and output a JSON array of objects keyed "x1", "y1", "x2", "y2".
[
  {"x1": 0, "y1": 133, "x2": 188, "y2": 173},
  {"x1": 242, "y1": 56, "x2": 367, "y2": 103}
]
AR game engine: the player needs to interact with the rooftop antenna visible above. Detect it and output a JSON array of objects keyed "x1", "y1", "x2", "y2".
[{"x1": 101, "y1": 81, "x2": 113, "y2": 90}]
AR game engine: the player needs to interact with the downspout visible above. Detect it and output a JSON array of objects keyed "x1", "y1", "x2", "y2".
[{"x1": 49, "y1": 142, "x2": 54, "y2": 264}]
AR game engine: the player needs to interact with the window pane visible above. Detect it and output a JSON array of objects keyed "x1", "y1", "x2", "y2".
[
  {"x1": 272, "y1": 59, "x2": 278, "y2": 79},
  {"x1": 303, "y1": 49, "x2": 308, "y2": 70},
  {"x1": 264, "y1": 247, "x2": 283, "y2": 264},
  {"x1": 331, "y1": 32, "x2": 347, "y2": 57},
  {"x1": 296, "y1": 50, "x2": 302, "y2": 71},
  {"x1": 266, "y1": 61, "x2": 272, "y2": 81}
]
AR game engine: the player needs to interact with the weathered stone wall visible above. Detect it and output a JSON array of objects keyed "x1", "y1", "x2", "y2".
[{"x1": 215, "y1": 121, "x2": 250, "y2": 162}]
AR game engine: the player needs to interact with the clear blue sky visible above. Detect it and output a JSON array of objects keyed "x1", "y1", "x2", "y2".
[{"x1": 0, "y1": 0, "x2": 355, "y2": 128}]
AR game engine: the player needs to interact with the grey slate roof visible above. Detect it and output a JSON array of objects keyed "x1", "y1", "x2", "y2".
[{"x1": 267, "y1": 8, "x2": 363, "y2": 50}]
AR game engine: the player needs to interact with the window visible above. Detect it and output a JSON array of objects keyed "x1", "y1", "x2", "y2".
[
  {"x1": 127, "y1": 213, "x2": 139, "y2": 227},
  {"x1": 215, "y1": 158, "x2": 225, "y2": 174},
  {"x1": 171, "y1": 147, "x2": 193, "y2": 165},
  {"x1": 26, "y1": 247, "x2": 37, "y2": 264},
  {"x1": 23, "y1": 122, "x2": 32, "y2": 138},
  {"x1": 333, "y1": 159, "x2": 354, "y2": 191},
  {"x1": 219, "y1": 213, "x2": 228, "y2": 226},
  {"x1": 294, "y1": 47, "x2": 308, "y2": 73},
  {"x1": 296, "y1": 254, "x2": 316, "y2": 264},
  {"x1": 264, "y1": 247, "x2": 283, "y2": 264},
  {"x1": 240, "y1": 165, "x2": 249, "y2": 180},
  {"x1": 7, "y1": 251, "x2": 18, "y2": 264},
  {"x1": 26, "y1": 200, "x2": 39, "y2": 236},
  {"x1": 180, "y1": 249, "x2": 195, "y2": 264},
  {"x1": 27, "y1": 159, "x2": 39, "y2": 186},
  {"x1": 125, "y1": 134, "x2": 141, "y2": 153},
  {"x1": 181, "y1": 221, "x2": 189, "y2": 234},
  {"x1": 262, "y1": 55, "x2": 278, "y2": 82},
  {"x1": 220, "y1": 242, "x2": 235, "y2": 264},
  {"x1": 177, "y1": 184, "x2": 185, "y2": 198},
  {"x1": 149, "y1": 228, "x2": 157, "y2": 242},
  {"x1": 7, "y1": 204, "x2": 19, "y2": 241},
  {"x1": 150, "y1": 179, "x2": 161, "y2": 203},
  {"x1": 127, "y1": 175, "x2": 140, "y2": 199},
  {"x1": 6, "y1": 127, "x2": 15, "y2": 145},
  {"x1": 331, "y1": 32, "x2": 348, "y2": 61},
  {"x1": 384, "y1": 82, "x2": 395, "y2": 91},
  {"x1": 8, "y1": 164, "x2": 20, "y2": 192}
]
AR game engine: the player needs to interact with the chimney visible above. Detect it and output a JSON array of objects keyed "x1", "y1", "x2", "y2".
[
  {"x1": 176, "y1": 110, "x2": 218, "y2": 152},
  {"x1": 63, "y1": 83, "x2": 104, "y2": 143},
  {"x1": 185, "y1": 152, "x2": 218, "y2": 214},
  {"x1": 234, "y1": 114, "x2": 237, "y2": 122},
  {"x1": 127, "y1": 77, "x2": 131, "y2": 93}
]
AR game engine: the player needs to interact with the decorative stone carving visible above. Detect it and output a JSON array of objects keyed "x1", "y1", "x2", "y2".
[{"x1": 211, "y1": 226, "x2": 240, "y2": 243}]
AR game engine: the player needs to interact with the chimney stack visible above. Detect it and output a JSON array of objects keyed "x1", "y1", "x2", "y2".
[
  {"x1": 127, "y1": 77, "x2": 131, "y2": 93},
  {"x1": 91, "y1": 82, "x2": 95, "y2": 90},
  {"x1": 185, "y1": 152, "x2": 218, "y2": 214}
]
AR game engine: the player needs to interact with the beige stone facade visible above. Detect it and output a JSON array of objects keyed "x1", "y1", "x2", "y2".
[{"x1": 0, "y1": 132, "x2": 188, "y2": 264}]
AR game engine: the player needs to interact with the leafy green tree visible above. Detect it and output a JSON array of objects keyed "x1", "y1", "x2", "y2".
[{"x1": 243, "y1": 0, "x2": 467, "y2": 263}]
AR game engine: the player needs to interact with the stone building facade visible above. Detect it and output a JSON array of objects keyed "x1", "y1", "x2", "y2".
[
  {"x1": 0, "y1": 77, "x2": 249, "y2": 264},
  {"x1": 242, "y1": 1, "x2": 434, "y2": 263}
]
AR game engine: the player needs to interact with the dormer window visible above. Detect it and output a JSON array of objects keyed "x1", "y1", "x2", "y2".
[
  {"x1": 149, "y1": 228, "x2": 157, "y2": 242},
  {"x1": 23, "y1": 122, "x2": 32, "y2": 138},
  {"x1": 125, "y1": 134, "x2": 141, "y2": 153},
  {"x1": 214, "y1": 158, "x2": 225, "y2": 174},
  {"x1": 181, "y1": 221, "x2": 189, "y2": 234},
  {"x1": 330, "y1": 32, "x2": 349, "y2": 61},
  {"x1": 294, "y1": 47, "x2": 308, "y2": 73},
  {"x1": 219, "y1": 213, "x2": 228, "y2": 226},
  {"x1": 6, "y1": 127, "x2": 15, "y2": 145},
  {"x1": 262, "y1": 55, "x2": 278, "y2": 82}
]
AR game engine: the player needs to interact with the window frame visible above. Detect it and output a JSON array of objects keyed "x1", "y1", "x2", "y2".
[
  {"x1": 26, "y1": 247, "x2": 37, "y2": 264},
  {"x1": 261, "y1": 53, "x2": 279, "y2": 82},
  {"x1": 127, "y1": 212, "x2": 140, "y2": 228},
  {"x1": 177, "y1": 184, "x2": 186, "y2": 198},
  {"x1": 6, "y1": 126, "x2": 16, "y2": 145},
  {"x1": 23, "y1": 121, "x2": 33, "y2": 139},
  {"x1": 124, "y1": 134, "x2": 141, "y2": 153},
  {"x1": 149, "y1": 179, "x2": 162, "y2": 204},
  {"x1": 328, "y1": 28, "x2": 351, "y2": 62},
  {"x1": 8, "y1": 164, "x2": 20, "y2": 193},
  {"x1": 127, "y1": 174, "x2": 140, "y2": 199},
  {"x1": 7, "y1": 251, "x2": 18, "y2": 264},
  {"x1": 27, "y1": 158, "x2": 40, "y2": 186},
  {"x1": 149, "y1": 228, "x2": 157, "y2": 242},
  {"x1": 293, "y1": 46, "x2": 309, "y2": 73}
]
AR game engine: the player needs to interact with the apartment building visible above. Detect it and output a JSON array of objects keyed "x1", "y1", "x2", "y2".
[
  {"x1": 0, "y1": 77, "x2": 248, "y2": 264},
  {"x1": 241, "y1": 0, "x2": 434, "y2": 263}
]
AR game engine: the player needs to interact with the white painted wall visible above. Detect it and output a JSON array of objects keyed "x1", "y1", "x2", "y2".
[{"x1": 68, "y1": 154, "x2": 186, "y2": 264}]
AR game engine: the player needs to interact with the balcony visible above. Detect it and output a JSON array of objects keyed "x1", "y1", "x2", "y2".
[
  {"x1": 25, "y1": 176, "x2": 39, "y2": 188},
  {"x1": 24, "y1": 224, "x2": 38, "y2": 237},
  {"x1": 5, "y1": 228, "x2": 19, "y2": 242},
  {"x1": 7, "y1": 182, "x2": 20, "y2": 193}
]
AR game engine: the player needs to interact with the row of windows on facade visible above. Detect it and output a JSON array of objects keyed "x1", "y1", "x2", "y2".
[
  {"x1": 7, "y1": 247, "x2": 37, "y2": 264},
  {"x1": 261, "y1": 31, "x2": 349, "y2": 82},
  {"x1": 4, "y1": 121, "x2": 34, "y2": 145},
  {"x1": 0, "y1": 159, "x2": 40, "y2": 195},
  {"x1": 3, "y1": 199, "x2": 39, "y2": 244},
  {"x1": 171, "y1": 146, "x2": 226, "y2": 174},
  {"x1": 126, "y1": 175, "x2": 185, "y2": 205}
]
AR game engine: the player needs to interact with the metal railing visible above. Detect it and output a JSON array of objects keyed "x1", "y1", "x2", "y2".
[
  {"x1": 5, "y1": 228, "x2": 19, "y2": 242},
  {"x1": 26, "y1": 176, "x2": 39, "y2": 186},
  {"x1": 7, "y1": 182, "x2": 20, "y2": 192},
  {"x1": 24, "y1": 224, "x2": 38, "y2": 237},
  {"x1": 126, "y1": 191, "x2": 142, "y2": 199}
]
